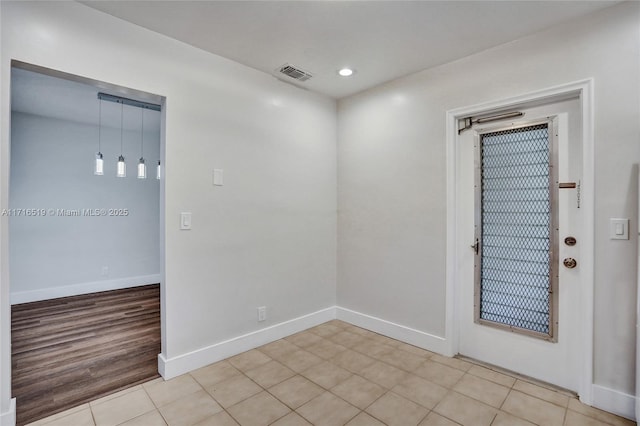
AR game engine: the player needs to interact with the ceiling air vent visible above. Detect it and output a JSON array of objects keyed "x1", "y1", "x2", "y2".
[{"x1": 278, "y1": 64, "x2": 313, "y2": 82}]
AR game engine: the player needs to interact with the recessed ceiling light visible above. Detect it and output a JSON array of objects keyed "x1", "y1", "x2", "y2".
[{"x1": 338, "y1": 68, "x2": 354, "y2": 77}]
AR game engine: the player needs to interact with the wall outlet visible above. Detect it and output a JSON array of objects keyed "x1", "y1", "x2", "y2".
[
  {"x1": 257, "y1": 306, "x2": 266, "y2": 322},
  {"x1": 101, "y1": 266, "x2": 109, "y2": 277}
]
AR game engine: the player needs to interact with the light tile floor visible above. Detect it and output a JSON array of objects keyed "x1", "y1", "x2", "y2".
[{"x1": 27, "y1": 320, "x2": 635, "y2": 426}]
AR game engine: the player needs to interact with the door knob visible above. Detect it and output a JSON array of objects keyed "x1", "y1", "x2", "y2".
[{"x1": 563, "y1": 258, "x2": 577, "y2": 269}]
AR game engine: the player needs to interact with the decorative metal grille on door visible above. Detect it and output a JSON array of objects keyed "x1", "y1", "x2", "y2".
[{"x1": 475, "y1": 122, "x2": 557, "y2": 339}]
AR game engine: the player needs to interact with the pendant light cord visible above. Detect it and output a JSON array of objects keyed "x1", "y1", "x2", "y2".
[
  {"x1": 140, "y1": 107, "x2": 144, "y2": 158},
  {"x1": 120, "y1": 100, "x2": 124, "y2": 155},
  {"x1": 98, "y1": 99, "x2": 102, "y2": 153}
]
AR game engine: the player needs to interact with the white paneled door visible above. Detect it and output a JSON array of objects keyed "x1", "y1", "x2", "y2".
[{"x1": 456, "y1": 97, "x2": 582, "y2": 392}]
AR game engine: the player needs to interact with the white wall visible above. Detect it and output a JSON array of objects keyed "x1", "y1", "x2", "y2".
[
  {"x1": 338, "y1": 0, "x2": 638, "y2": 400},
  {"x1": 9, "y1": 110, "x2": 160, "y2": 303},
  {"x1": 0, "y1": 0, "x2": 337, "y2": 419}
]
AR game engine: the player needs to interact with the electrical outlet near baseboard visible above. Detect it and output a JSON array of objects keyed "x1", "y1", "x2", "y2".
[{"x1": 257, "y1": 306, "x2": 266, "y2": 322}]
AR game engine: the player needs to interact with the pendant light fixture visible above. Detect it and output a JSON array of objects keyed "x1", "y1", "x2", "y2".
[
  {"x1": 137, "y1": 107, "x2": 146, "y2": 179},
  {"x1": 94, "y1": 97, "x2": 104, "y2": 175},
  {"x1": 116, "y1": 100, "x2": 126, "y2": 177},
  {"x1": 96, "y1": 92, "x2": 160, "y2": 178}
]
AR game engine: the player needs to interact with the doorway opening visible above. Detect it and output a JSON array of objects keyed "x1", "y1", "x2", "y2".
[{"x1": 8, "y1": 62, "x2": 165, "y2": 424}]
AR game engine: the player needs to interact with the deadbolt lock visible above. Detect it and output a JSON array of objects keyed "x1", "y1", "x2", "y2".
[
  {"x1": 564, "y1": 236, "x2": 577, "y2": 246},
  {"x1": 563, "y1": 258, "x2": 577, "y2": 269}
]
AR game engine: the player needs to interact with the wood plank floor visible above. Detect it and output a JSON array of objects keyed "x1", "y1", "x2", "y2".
[{"x1": 11, "y1": 284, "x2": 161, "y2": 425}]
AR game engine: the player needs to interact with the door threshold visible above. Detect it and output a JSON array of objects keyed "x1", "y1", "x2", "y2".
[{"x1": 456, "y1": 354, "x2": 579, "y2": 398}]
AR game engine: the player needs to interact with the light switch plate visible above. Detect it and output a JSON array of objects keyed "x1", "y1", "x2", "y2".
[
  {"x1": 609, "y1": 218, "x2": 628, "y2": 240},
  {"x1": 213, "y1": 169, "x2": 224, "y2": 186},
  {"x1": 180, "y1": 212, "x2": 192, "y2": 230}
]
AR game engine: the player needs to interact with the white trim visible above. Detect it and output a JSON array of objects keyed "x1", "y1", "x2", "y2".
[
  {"x1": 158, "y1": 306, "x2": 336, "y2": 379},
  {"x1": 10, "y1": 274, "x2": 161, "y2": 304},
  {"x1": 445, "y1": 79, "x2": 595, "y2": 404},
  {"x1": 0, "y1": 398, "x2": 15, "y2": 426},
  {"x1": 336, "y1": 307, "x2": 450, "y2": 355},
  {"x1": 592, "y1": 384, "x2": 636, "y2": 421},
  {"x1": 580, "y1": 79, "x2": 595, "y2": 405},
  {"x1": 445, "y1": 99, "x2": 459, "y2": 360},
  {"x1": 158, "y1": 305, "x2": 454, "y2": 380}
]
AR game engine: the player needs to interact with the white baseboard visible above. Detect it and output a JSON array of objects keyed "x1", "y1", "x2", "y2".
[
  {"x1": 0, "y1": 398, "x2": 16, "y2": 426},
  {"x1": 336, "y1": 306, "x2": 449, "y2": 355},
  {"x1": 591, "y1": 384, "x2": 636, "y2": 421},
  {"x1": 10, "y1": 274, "x2": 161, "y2": 304},
  {"x1": 158, "y1": 306, "x2": 336, "y2": 379}
]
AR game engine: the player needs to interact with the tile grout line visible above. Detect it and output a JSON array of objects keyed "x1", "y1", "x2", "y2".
[
  {"x1": 140, "y1": 380, "x2": 170, "y2": 426},
  {"x1": 89, "y1": 405, "x2": 97, "y2": 426},
  {"x1": 487, "y1": 412, "x2": 498, "y2": 426}
]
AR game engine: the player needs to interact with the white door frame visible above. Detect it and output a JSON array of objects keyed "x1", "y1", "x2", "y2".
[{"x1": 445, "y1": 79, "x2": 594, "y2": 404}]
